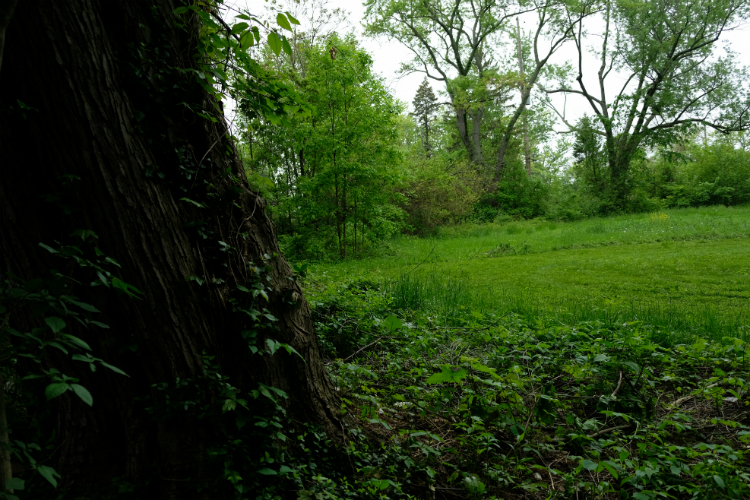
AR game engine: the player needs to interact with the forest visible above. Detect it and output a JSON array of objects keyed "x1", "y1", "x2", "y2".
[{"x1": 0, "y1": 0, "x2": 749, "y2": 499}]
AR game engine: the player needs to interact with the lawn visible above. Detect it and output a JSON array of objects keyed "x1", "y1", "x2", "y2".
[{"x1": 308, "y1": 205, "x2": 750, "y2": 341}]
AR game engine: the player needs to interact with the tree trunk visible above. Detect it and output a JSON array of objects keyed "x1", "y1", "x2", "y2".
[
  {"x1": 455, "y1": 108, "x2": 474, "y2": 161},
  {"x1": 470, "y1": 108, "x2": 483, "y2": 164},
  {"x1": 0, "y1": 0, "x2": 341, "y2": 497}
]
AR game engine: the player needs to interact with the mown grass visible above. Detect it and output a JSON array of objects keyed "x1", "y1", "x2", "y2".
[{"x1": 309, "y1": 205, "x2": 750, "y2": 343}]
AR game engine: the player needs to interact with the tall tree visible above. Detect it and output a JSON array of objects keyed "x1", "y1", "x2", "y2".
[
  {"x1": 246, "y1": 35, "x2": 404, "y2": 260},
  {"x1": 543, "y1": 0, "x2": 750, "y2": 207},
  {"x1": 412, "y1": 78, "x2": 439, "y2": 155},
  {"x1": 0, "y1": 1, "x2": 340, "y2": 497},
  {"x1": 364, "y1": 0, "x2": 526, "y2": 164},
  {"x1": 494, "y1": 0, "x2": 597, "y2": 174}
]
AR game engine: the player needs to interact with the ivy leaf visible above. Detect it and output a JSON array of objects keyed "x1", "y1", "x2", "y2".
[
  {"x1": 267, "y1": 32, "x2": 282, "y2": 56},
  {"x1": 276, "y1": 13, "x2": 292, "y2": 31},
  {"x1": 37, "y1": 465, "x2": 61, "y2": 488},
  {"x1": 45, "y1": 316, "x2": 65, "y2": 334},
  {"x1": 45, "y1": 382, "x2": 69, "y2": 401},
  {"x1": 426, "y1": 365, "x2": 467, "y2": 384},
  {"x1": 71, "y1": 384, "x2": 93, "y2": 406}
]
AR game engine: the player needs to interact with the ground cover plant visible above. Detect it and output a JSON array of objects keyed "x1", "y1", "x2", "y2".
[
  {"x1": 311, "y1": 206, "x2": 750, "y2": 343},
  {"x1": 298, "y1": 278, "x2": 750, "y2": 499}
]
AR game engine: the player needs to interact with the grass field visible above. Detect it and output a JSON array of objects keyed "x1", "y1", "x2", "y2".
[{"x1": 308, "y1": 205, "x2": 750, "y2": 342}]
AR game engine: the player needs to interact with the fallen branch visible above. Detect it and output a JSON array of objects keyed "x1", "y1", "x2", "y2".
[
  {"x1": 588, "y1": 424, "x2": 632, "y2": 439},
  {"x1": 611, "y1": 371, "x2": 623, "y2": 398},
  {"x1": 343, "y1": 336, "x2": 395, "y2": 362},
  {"x1": 672, "y1": 382, "x2": 720, "y2": 407}
]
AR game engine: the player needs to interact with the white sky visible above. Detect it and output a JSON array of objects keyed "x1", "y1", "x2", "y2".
[{"x1": 235, "y1": 0, "x2": 750, "y2": 133}]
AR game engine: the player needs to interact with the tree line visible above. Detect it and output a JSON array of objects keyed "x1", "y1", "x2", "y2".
[{"x1": 244, "y1": 0, "x2": 750, "y2": 260}]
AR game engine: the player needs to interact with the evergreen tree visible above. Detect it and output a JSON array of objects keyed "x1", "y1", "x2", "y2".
[{"x1": 412, "y1": 78, "x2": 438, "y2": 156}]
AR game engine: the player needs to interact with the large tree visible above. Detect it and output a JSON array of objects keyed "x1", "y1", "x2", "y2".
[
  {"x1": 0, "y1": 1, "x2": 340, "y2": 497},
  {"x1": 364, "y1": 0, "x2": 595, "y2": 171},
  {"x1": 542, "y1": 0, "x2": 750, "y2": 206},
  {"x1": 364, "y1": 0, "x2": 526, "y2": 164}
]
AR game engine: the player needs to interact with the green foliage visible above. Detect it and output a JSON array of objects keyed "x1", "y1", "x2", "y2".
[
  {"x1": 0, "y1": 235, "x2": 131, "y2": 495},
  {"x1": 243, "y1": 35, "x2": 405, "y2": 260},
  {"x1": 304, "y1": 276, "x2": 750, "y2": 498},
  {"x1": 548, "y1": 0, "x2": 750, "y2": 206},
  {"x1": 313, "y1": 205, "x2": 750, "y2": 343},
  {"x1": 640, "y1": 134, "x2": 750, "y2": 209}
]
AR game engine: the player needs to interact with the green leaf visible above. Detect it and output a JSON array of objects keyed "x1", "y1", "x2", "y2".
[
  {"x1": 632, "y1": 494, "x2": 650, "y2": 500},
  {"x1": 70, "y1": 229, "x2": 98, "y2": 241},
  {"x1": 267, "y1": 32, "x2": 282, "y2": 55},
  {"x1": 71, "y1": 384, "x2": 93, "y2": 406},
  {"x1": 282, "y1": 37, "x2": 292, "y2": 56},
  {"x1": 179, "y1": 197, "x2": 206, "y2": 208},
  {"x1": 601, "y1": 461, "x2": 619, "y2": 479},
  {"x1": 223, "y1": 399, "x2": 237, "y2": 412},
  {"x1": 239, "y1": 30, "x2": 255, "y2": 50},
  {"x1": 47, "y1": 342, "x2": 69, "y2": 355},
  {"x1": 45, "y1": 383, "x2": 69, "y2": 401},
  {"x1": 173, "y1": 6, "x2": 188, "y2": 15},
  {"x1": 285, "y1": 12, "x2": 300, "y2": 25},
  {"x1": 426, "y1": 365, "x2": 467, "y2": 384},
  {"x1": 581, "y1": 459, "x2": 598, "y2": 471},
  {"x1": 6, "y1": 477, "x2": 25, "y2": 490},
  {"x1": 276, "y1": 13, "x2": 292, "y2": 31},
  {"x1": 382, "y1": 314, "x2": 402, "y2": 332},
  {"x1": 98, "y1": 360, "x2": 128, "y2": 377},
  {"x1": 112, "y1": 278, "x2": 142, "y2": 298},
  {"x1": 231, "y1": 22, "x2": 249, "y2": 35},
  {"x1": 45, "y1": 316, "x2": 65, "y2": 334},
  {"x1": 37, "y1": 465, "x2": 61, "y2": 488},
  {"x1": 60, "y1": 334, "x2": 91, "y2": 351},
  {"x1": 69, "y1": 299, "x2": 99, "y2": 313},
  {"x1": 38, "y1": 242, "x2": 58, "y2": 254},
  {"x1": 713, "y1": 475, "x2": 725, "y2": 488},
  {"x1": 279, "y1": 465, "x2": 293, "y2": 475},
  {"x1": 258, "y1": 468, "x2": 277, "y2": 475}
]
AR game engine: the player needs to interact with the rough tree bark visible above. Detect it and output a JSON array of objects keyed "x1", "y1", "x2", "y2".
[{"x1": 0, "y1": 1, "x2": 340, "y2": 498}]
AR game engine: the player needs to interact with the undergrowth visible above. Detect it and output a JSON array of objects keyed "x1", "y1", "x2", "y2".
[{"x1": 297, "y1": 278, "x2": 750, "y2": 499}]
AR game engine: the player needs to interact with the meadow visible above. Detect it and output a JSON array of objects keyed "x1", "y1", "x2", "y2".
[
  {"x1": 302, "y1": 205, "x2": 750, "y2": 498},
  {"x1": 309, "y1": 205, "x2": 750, "y2": 342}
]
